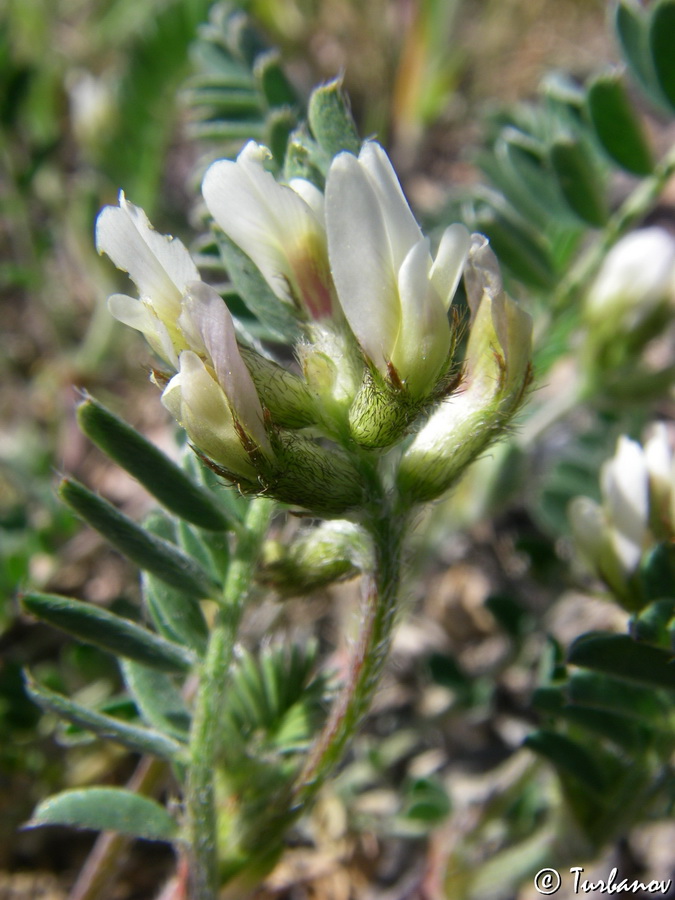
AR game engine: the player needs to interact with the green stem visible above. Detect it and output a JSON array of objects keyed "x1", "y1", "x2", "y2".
[
  {"x1": 293, "y1": 503, "x2": 407, "y2": 806},
  {"x1": 186, "y1": 497, "x2": 273, "y2": 900}
]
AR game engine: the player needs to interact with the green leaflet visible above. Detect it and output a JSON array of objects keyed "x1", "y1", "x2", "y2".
[
  {"x1": 586, "y1": 71, "x2": 653, "y2": 175},
  {"x1": 141, "y1": 571, "x2": 209, "y2": 655},
  {"x1": 567, "y1": 633, "x2": 675, "y2": 690},
  {"x1": 615, "y1": 0, "x2": 659, "y2": 102},
  {"x1": 59, "y1": 478, "x2": 217, "y2": 600},
  {"x1": 24, "y1": 674, "x2": 185, "y2": 761},
  {"x1": 254, "y1": 49, "x2": 297, "y2": 109},
  {"x1": 77, "y1": 396, "x2": 231, "y2": 532},
  {"x1": 548, "y1": 705, "x2": 656, "y2": 754},
  {"x1": 27, "y1": 788, "x2": 178, "y2": 842},
  {"x1": 21, "y1": 592, "x2": 195, "y2": 673},
  {"x1": 649, "y1": 0, "x2": 675, "y2": 111},
  {"x1": 121, "y1": 659, "x2": 191, "y2": 741},
  {"x1": 549, "y1": 137, "x2": 608, "y2": 227}
]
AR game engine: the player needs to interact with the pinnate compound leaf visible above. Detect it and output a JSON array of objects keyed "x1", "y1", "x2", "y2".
[
  {"x1": 650, "y1": 0, "x2": 675, "y2": 111},
  {"x1": 308, "y1": 77, "x2": 361, "y2": 159},
  {"x1": 59, "y1": 478, "x2": 217, "y2": 600},
  {"x1": 21, "y1": 592, "x2": 195, "y2": 673},
  {"x1": 568, "y1": 633, "x2": 675, "y2": 690},
  {"x1": 77, "y1": 396, "x2": 231, "y2": 531},
  {"x1": 586, "y1": 71, "x2": 653, "y2": 175},
  {"x1": 24, "y1": 673, "x2": 185, "y2": 760},
  {"x1": 27, "y1": 788, "x2": 178, "y2": 842}
]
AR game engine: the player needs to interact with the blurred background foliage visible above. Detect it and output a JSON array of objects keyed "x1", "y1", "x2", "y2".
[{"x1": 2, "y1": 0, "x2": 675, "y2": 897}]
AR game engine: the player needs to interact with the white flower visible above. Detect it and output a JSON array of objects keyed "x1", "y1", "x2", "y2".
[
  {"x1": 325, "y1": 141, "x2": 470, "y2": 397},
  {"x1": 95, "y1": 192, "x2": 200, "y2": 365},
  {"x1": 202, "y1": 142, "x2": 334, "y2": 319},
  {"x1": 585, "y1": 227, "x2": 675, "y2": 327}
]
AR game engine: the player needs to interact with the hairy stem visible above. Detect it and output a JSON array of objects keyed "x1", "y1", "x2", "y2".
[
  {"x1": 293, "y1": 504, "x2": 407, "y2": 806},
  {"x1": 186, "y1": 498, "x2": 273, "y2": 900}
]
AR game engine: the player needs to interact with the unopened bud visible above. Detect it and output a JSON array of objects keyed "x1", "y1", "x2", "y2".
[
  {"x1": 398, "y1": 236, "x2": 532, "y2": 502},
  {"x1": 259, "y1": 521, "x2": 364, "y2": 595}
]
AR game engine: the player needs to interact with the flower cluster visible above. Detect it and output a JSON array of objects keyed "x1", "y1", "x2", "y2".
[
  {"x1": 569, "y1": 426, "x2": 675, "y2": 608},
  {"x1": 96, "y1": 139, "x2": 532, "y2": 514}
]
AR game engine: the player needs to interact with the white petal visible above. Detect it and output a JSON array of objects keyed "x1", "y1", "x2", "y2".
[
  {"x1": 644, "y1": 423, "x2": 672, "y2": 484},
  {"x1": 601, "y1": 436, "x2": 649, "y2": 572},
  {"x1": 325, "y1": 151, "x2": 399, "y2": 369},
  {"x1": 357, "y1": 142, "x2": 423, "y2": 269},
  {"x1": 290, "y1": 178, "x2": 325, "y2": 224},
  {"x1": 95, "y1": 193, "x2": 199, "y2": 320},
  {"x1": 181, "y1": 282, "x2": 270, "y2": 452},
  {"x1": 430, "y1": 223, "x2": 471, "y2": 309},
  {"x1": 107, "y1": 293, "x2": 178, "y2": 366},
  {"x1": 107, "y1": 292, "x2": 153, "y2": 332},
  {"x1": 392, "y1": 238, "x2": 450, "y2": 395},
  {"x1": 464, "y1": 233, "x2": 503, "y2": 319}
]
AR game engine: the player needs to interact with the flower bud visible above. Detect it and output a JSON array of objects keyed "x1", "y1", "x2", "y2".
[
  {"x1": 259, "y1": 521, "x2": 364, "y2": 596},
  {"x1": 297, "y1": 322, "x2": 364, "y2": 428},
  {"x1": 398, "y1": 235, "x2": 532, "y2": 502}
]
